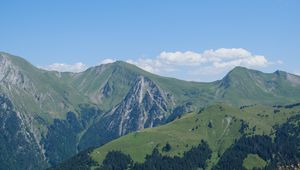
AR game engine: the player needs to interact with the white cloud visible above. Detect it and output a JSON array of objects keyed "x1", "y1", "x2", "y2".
[
  {"x1": 41, "y1": 58, "x2": 116, "y2": 73},
  {"x1": 38, "y1": 48, "x2": 281, "y2": 81},
  {"x1": 40, "y1": 62, "x2": 88, "y2": 73},
  {"x1": 126, "y1": 48, "x2": 275, "y2": 81},
  {"x1": 126, "y1": 58, "x2": 167, "y2": 73},
  {"x1": 276, "y1": 60, "x2": 284, "y2": 64},
  {"x1": 159, "y1": 51, "x2": 206, "y2": 65},
  {"x1": 100, "y1": 58, "x2": 116, "y2": 64},
  {"x1": 157, "y1": 48, "x2": 269, "y2": 68}
]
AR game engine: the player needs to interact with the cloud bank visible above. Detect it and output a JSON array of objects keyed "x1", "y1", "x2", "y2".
[
  {"x1": 100, "y1": 58, "x2": 116, "y2": 64},
  {"x1": 41, "y1": 62, "x2": 88, "y2": 73},
  {"x1": 40, "y1": 48, "x2": 279, "y2": 81},
  {"x1": 41, "y1": 58, "x2": 116, "y2": 73},
  {"x1": 127, "y1": 48, "x2": 271, "y2": 81}
]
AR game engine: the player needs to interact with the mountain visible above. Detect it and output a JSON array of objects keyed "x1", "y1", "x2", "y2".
[
  {"x1": 216, "y1": 66, "x2": 300, "y2": 105},
  {"x1": 1, "y1": 52, "x2": 300, "y2": 169},
  {"x1": 53, "y1": 103, "x2": 300, "y2": 170}
]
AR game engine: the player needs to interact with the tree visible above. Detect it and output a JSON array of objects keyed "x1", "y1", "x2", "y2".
[
  {"x1": 208, "y1": 121, "x2": 213, "y2": 128},
  {"x1": 162, "y1": 142, "x2": 172, "y2": 152}
]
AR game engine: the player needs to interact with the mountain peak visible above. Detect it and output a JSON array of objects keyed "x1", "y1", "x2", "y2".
[
  {"x1": 226, "y1": 66, "x2": 267, "y2": 78},
  {"x1": 274, "y1": 70, "x2": 287, "y2": 76},
  {"x1": 84, "y1": 60, "x2": 141, "y2": 77},
  {"x1": 0, "y1": 52, "x2": 20, "y2": 72},
  {"x1": 232, "y1": 66, "x2": 248, "y2": 71},
  {"x1": 0, "y1": 52, "x2": 37, "y2": 71},
  {"x1": 96, "y1": 60, "x2": 149, "y2": 76},
  {"x1": 219, "y1": 66, "x2": 262, "y2": 90},
  {"x1": 226, "y1": 66, "x2": 251, "y2": 77},
  {"x1": 0, "y1": 52, "x2": 11, "y2": 61},
  {"x1": 0, "y1": 52, "x2": 21, "y2": 61},
  {"x1": 110, "y1": 60, "x2": 139, "y2": 69}
]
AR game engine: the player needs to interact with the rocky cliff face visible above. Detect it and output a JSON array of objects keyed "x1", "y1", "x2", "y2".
[
  {"x1": 0, "y1": 54, "x2": 37, "y2": 100},
  {"x1": 0, "y1": 94, "x2": 47, "y2": 170},
  {"x1": 0, "y1": 53, "x2": 81, "y2": 115},
  {"x1": 0, "y1": 54, "x2": 49, "y2": 169},
  {"x1": 77, "y1": 76, "x2": 174, "y2": 150},
  {"x1": 108, "y1": 76, "x2": 171, "y2": 136}
]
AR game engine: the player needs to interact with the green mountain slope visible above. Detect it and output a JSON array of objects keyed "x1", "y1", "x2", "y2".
[
  {"x1": 0, "y1": 52, "x2": 86, "y2": 119},
  {"x1": 215, "y1": 67, "x2": 300, "y2": 105},
  {"x1": 55, "y1": 103, "x2": 300, "y2": 169}
]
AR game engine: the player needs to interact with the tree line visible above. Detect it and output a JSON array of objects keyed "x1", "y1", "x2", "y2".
[{"x1": 98, "y1": 140, "x2": 212, "y2": 170}]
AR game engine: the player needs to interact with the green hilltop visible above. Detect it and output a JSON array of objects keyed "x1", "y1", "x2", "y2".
[{"x1": 85, "y1": 104, "x2": 300, "y2": 169}]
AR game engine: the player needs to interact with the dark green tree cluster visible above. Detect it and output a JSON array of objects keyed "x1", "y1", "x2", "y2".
[
  {"x1": 43, "y1": 105, "x2": 102, "y2": 166},
  {"x1": 208, "y1": 121, "x2": 213, "y2": 128},
  {"x1": 48, "y1": 148, "x2": 98, "y2": 170},
  {"x1": 162, "y1": 142, "x2": 172, "y2": 152},
  {"x1": 43, "y1": 112, "x2": 84, "y2": 165},
  {"x1": 213, "y1": 135, "x2": 273, "y2": 170},
  {"x1": 214, "y1": 114, "x2": 300, "y2": 170},
  {"x1": 284, "y1": 102, "x2": 300, "y2": 109},
  {"x1": 269, "y1": 114, "x2": 300, "y2": 168},
  {"x1": 239, "y1": 120, "x2": 249, "y2": 134},
  {"x1": 99, "y1": 151, "x2": 133, "y2": 170},
  {"x1": 273, "y1": 102, "x2": 300, "y2": 109},
  {"x1": 98, "y1": 140, "x2": 212, "y2": 170}
]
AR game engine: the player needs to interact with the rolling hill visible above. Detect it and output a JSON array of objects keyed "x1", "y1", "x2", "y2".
[{"x1": 54, "y1": 103, "x2": 300, "y2": 170}]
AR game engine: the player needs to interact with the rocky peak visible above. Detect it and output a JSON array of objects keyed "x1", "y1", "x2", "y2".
[
  {"x1": 285, "y1": 72, "x2": 300, "y2": 86},
  {"x1": 107, "y1": 76, "x2": 170, "y2": 136},
  {"x1": 0, "y1": 53, "x2": 25, "y2": 86}
]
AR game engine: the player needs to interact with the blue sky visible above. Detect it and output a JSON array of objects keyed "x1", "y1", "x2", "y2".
[{"x1": 0, "y1": 0, "x2": 299, "y2": 81}]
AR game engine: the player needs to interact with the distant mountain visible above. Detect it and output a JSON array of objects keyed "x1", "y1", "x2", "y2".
[
  {"x1": 1, "y1": 52, "x2": 300, "y2": 169},
  {"x1": 216, "y1": 66, "x2": 300, "y2": 105}
]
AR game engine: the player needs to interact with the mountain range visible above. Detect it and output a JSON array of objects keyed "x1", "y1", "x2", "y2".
[{"x1": 1, "y1": 52, "x2": 300, "y2": 170}]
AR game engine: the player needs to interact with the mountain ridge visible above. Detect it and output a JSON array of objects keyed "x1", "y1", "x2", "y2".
[
  {"x1": 2, "y1": 51, "x2": 298, "y2": 84},
  {"x1": 1, "y1": 52, "x2": 300, "y2": 169}
]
